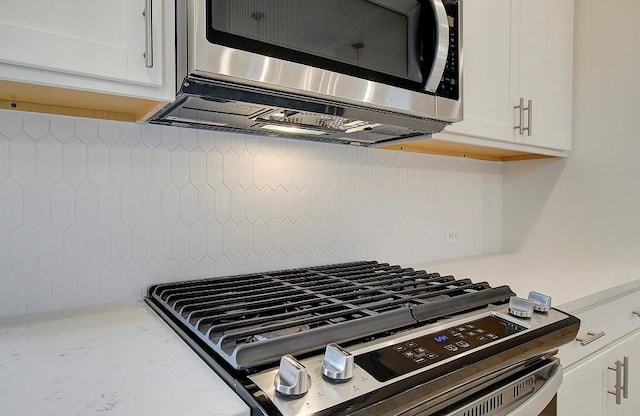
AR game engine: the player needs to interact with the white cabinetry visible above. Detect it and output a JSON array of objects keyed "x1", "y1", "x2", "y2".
[
  {"x1": 443, "y1": 0, "x2": 514, "y2": 143},
  {"x1": 0, "y1": 0, "x2": 175, "y2": 121},
  {"x1": 557, "y1": 288, "x2": 640, "y2": 415},
  {"x1": 445, "y1": 0, "x2": 573, "y2": 154},
  {"x1": 516, "y1": 0, "x2": 573, "y2": 151},
  {"x1": 559, "y1": 331, "x2": 640, "y2": 415},
  {"x1": 385, "y1": 0, "x2": 574, "y2": 161},
  {"x1": 603, "y1": 334, "x2": 640, "y2": 415}
]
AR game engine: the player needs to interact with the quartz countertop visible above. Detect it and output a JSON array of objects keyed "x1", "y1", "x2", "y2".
[
  {"x1": 408, "y1": 252, "x2": 640, "y2": 311},
  {"x1": 2, "y1": 252, "x2": 639, "y2": 416},
  {"x1": 0, "y1": 301, "x2": 249, "y2": 416}
]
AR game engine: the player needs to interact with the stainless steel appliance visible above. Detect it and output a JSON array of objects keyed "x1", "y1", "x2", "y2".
[
  {"x1": 145, "y1": 261, "x2": 579, "y2": 416},
  {"x1": 149, "y1": 0, "x2": 462, "y2": 146}
]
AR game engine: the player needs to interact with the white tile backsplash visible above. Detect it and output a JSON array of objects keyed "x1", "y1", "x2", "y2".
[{"x1": 0, "y1": 109, "x2": 503, "y2": 316}]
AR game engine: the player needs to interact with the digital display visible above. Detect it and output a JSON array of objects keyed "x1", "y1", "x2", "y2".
[{"x1": 356, "y1": 315, "x2": 531, "y2": 383}]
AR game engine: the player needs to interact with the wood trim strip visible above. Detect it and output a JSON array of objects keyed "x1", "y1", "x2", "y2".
[
  {"x1": 381, "y1": 139, "x2": 556, "y2": 162},
  {"x1": 0, "y1": 79, "x2": 167, "y2": 122}
]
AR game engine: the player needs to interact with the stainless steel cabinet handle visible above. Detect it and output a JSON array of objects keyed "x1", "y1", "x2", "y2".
[
  {"x1": 608, "y1": 357, "x2": 630, "y2": 405},
  {"x1": 632, "y1": 309, "x2": 640, "y2": 317},
  {"x1": 609, "y1": 360, "x2": 623, "y2": 405},
  {"x1": 514, "y1": 97, "x2": 524, "y2": 135},
  {"x1": 576, "y1": 331, "x2": 605, "y2": 346},
  {"x1": 523, "y1": 99, "x2": 532, "y2": 136},
  {"x1": 143, "y1": 0, "x2": 154, "y2": 68},
  {"x1": 623, "y1": 356, "x2": 629, "y2": 399}
]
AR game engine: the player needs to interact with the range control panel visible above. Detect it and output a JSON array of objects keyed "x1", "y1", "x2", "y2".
[{"x1": 355, "y1": 315, "x2": 526, "y2": 382}]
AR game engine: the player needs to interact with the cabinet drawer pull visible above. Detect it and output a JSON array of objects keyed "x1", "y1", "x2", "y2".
[
  {"x1": 633, "y1": 309, "x2": 640, "y2": 317},
  {"x1": 143, "y1": 0, "x2": 154, "y2": 68},
  {"x1": 575, "y1": 331, "x2": 605, "y2": 346}
]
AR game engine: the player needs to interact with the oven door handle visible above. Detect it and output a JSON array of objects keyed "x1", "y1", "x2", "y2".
[
  {"x1": 423, "y1": 0, "x2": 450, "y2": 92},
  {"x1": 440, "y1": 359, "x2": 563, "y2": 416},
  {"x1": 506, "y1": 362, "x2": 563, "y2": 416}
]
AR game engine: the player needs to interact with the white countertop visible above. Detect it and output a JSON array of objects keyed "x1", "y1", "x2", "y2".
[
  {"x1": 409, "y1": 252, "x2": 640, "y2": 311},
  {"x1": 0, "y1": 301, "x2": 249, "y2": 416},
  {"x1": 2, "y1": 252, "x2": 639, "y2": 416}
]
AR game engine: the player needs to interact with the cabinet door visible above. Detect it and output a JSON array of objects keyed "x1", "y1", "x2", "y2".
[
  {"x1": 558, "y1": 330, "x2": 640, "y2": 416},
  {"x1": 603, "y1": 331, "x2": 640, "y2": 416},
  {"x1": 0, "y1": 0, "x2": 162, "y2": 86},
  {"x1": 557, "y1": 351, "x2": 606, "y2": 416},
  {"x1": 445, "y1": 0, "x2": 516, "y2": 141},
  {"x1": 516, "y1": 0, "x2": 573, "y2": 150}
]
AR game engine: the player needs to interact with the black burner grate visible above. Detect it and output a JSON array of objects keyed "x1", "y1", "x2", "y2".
[{"x1": 147, "y1": 261, "x2": 514, "y2": 369}]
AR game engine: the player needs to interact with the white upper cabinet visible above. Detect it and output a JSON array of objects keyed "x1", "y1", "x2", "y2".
[
  {"x1": 422, "y1": 0, "x2": 574, "y2": 160},
  {"x1": 0, "y1": 1, "x2": 160, "y2": 87},
  {"x1": 0, "y1": 0, "x2": 175, "y2": 121},
  {"x1": 516, "y1": 0, "x2": 573, "y2": 150},
  {"x1": 443, "y1": 0, "x2": 515, "y2": 143}
]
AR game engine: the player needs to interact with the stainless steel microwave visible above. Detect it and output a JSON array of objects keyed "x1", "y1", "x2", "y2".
[{"x1": 150, "y1": 0, "x2": 463, "y2": 146}]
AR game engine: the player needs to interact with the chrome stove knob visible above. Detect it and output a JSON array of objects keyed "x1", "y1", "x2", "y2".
[
  {"x1": 322, "y1": 343, "x2": 354, "y2": 382},
  {"x1": 528, "y1": 291, "x2": 552, "y2": 313},
  {"x1": 508, "y1": 296, "x2": 535, "y2": 319},
  {"x1": 274, "y1": 355, "x2": 311, "y2": 397}
]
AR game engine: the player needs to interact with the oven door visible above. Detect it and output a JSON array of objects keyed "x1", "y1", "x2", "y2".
[
  {"x1": 186, "y1": 0, "x2": 461, "y2": 121},
  {"x1": 349, "y1": 358, "x2": 563, "y2": 416}
]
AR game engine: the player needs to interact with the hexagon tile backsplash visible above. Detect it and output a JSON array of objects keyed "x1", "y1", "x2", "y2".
[{"x1": 0, "y1": 109, "x2": 503, "y2": 316}]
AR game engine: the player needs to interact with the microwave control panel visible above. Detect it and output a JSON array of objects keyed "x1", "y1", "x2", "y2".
[{"x1": 436, "y1": 0, "x2": 460, "y2": 100}]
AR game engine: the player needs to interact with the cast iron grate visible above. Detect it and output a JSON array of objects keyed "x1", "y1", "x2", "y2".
[{"x1": 147, "y1": 261, "x2": 514, "y2": 369}]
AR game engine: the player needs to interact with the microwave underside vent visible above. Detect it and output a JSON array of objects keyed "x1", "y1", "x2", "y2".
[{"x1": 150, "y1": 77, "x2": 447, "y2": 146}]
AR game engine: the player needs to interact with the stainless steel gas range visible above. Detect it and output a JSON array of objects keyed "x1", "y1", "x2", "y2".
[{"x1": 145, "y1": 261, "x2": 579, "y2": 416}]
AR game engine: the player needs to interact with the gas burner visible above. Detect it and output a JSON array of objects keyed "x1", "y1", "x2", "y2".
[
  {"x1": 147, "y1": 261, "x2": 516, "y2": 369},
  {"x1": 145, "y1": 260, "x2": 579, "y2": 416}
]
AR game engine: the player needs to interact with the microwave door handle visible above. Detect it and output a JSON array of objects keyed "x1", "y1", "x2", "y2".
[{"x1": 423, "y1": 0, "x2": 450, "y2": 92}]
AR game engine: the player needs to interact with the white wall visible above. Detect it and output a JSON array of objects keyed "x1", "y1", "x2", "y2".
[
  {"x1": 503, "y1": 0, "x2": 640, "y2": 263},
  {"x1": 0, "y1": 109, "x2": 503, "y2": 316}
]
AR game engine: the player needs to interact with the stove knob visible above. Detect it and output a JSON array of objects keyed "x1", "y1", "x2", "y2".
[
  {"x1": 274, "y1": 355, "x2": 311, "y2": 397},
  {"x1": 322, "y1": 343, "x2": 354, "y2": 382},
  {"x1": 528, "y1": 291, "x2": 552, "y2": 313},
  {"x1": 508, "y1": 296, "x2": 535, "y2": 319}
]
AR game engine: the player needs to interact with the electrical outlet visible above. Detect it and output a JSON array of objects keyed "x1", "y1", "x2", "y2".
[{"x1": 445, "y1": 227, "x2": 463, "y2": 245}]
